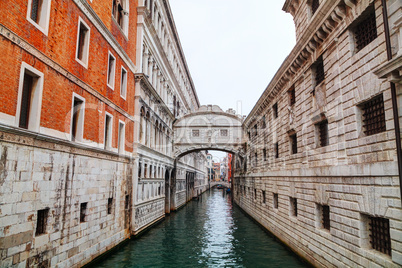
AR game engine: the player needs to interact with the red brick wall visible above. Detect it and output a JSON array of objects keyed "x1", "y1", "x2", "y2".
[{"x1": 0, "y1": 0, "x2": 138, "y2": 152}]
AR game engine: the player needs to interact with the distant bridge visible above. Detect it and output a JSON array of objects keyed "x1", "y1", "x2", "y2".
[{"x1": 210, "y1": 181, "x2": 231, "y2": 188}]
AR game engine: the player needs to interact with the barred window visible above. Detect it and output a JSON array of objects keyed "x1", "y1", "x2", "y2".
[
  {"x1": 273, "y1": 103, "x2": 278, "y2": 119},
  {"x1": 354, "y1": 6, "x2": 377, "y2": 51},
  {"x1": 290, "y1": 134, "x2": 297, "y2": 154},
  {"x1": 192, "y1": 130, "x2": 200, "y2": 137},
  {"x1": 290, "y1": 197, "x2": 297, "y2": 217},
  {"x1": 275, "y1": 142, "x2": 279, "y2": 158},
  {"x1": 314, "y1": 56, "x2": 325, "y2": 86},
  {"x1": 220, "y1": 129, "x2": 228, "y2": 136},
  {"x1": 322, "y1": 205, "x2": 330, "y2": 230},
  {"x1": 311, "y1": 0, "x2": 320, "y2": 15},
  {"x1": 289, "y1": 86, "x2": 296, "y2": 106},
  {"x1": 361, "y1": 94, "x2": 386, "y2": 136},
  {"x1": 369, "y1": 216, "x2": 391, "y2": 256},
  {"x1": 273, "y1": 193, "x2": 279, "y2": 209},
  {"x1": 317, "y1": 120, "x2": 328, "y2": 147},
  {"x1": 80, "y1": 202, "x2": 87, "y2": 223},
  {"x1": 36, "y1": 209, "x2": 48, "y2": 236}
]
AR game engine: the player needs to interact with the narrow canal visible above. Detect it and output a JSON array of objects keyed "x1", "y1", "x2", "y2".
[{"x1": 91, "y1": 189, "x2": 309, "y2": 268}]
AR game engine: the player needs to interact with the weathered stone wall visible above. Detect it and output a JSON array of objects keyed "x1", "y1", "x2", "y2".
[
  {"x1": 237, "y1": 0, "x2": 402, "y2": 267},
  {"x1": 0, "y1": 131, "x2": 133, "y2": 267},
  {"x1": 134, "y1": 198, "x2": 165, "y2": 234}
]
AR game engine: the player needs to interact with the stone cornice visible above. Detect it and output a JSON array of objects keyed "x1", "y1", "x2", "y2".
[
  {"x1": 374, "y1": 55, "x2": 402, "y2": 84},
  {"x1": 245, "y1": 0, "x2": 352, "y2": 126},
  {"x1": 0, "y1": 24, "x2": 135, "y2": 122},
  {"x1": 73, "y1": 0, "x2": 138, "y2": 74},
  {"x1": 135, "y1": 73, "x2": 175, "y2": 121}
]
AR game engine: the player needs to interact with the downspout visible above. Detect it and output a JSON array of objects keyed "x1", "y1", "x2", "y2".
[{"x1": 381, "y1": 0, "x2": 402, "y2": 201}]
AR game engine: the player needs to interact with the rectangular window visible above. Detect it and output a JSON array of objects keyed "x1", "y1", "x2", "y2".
[
  {"x1": 262, "y1": 191, "x2": 266, "y2": 204},
  {"x1": 35, "y1": 208, "x2": 48, "y2": 236},
  {"x1": 107, "y1": 52, "x2": 116, "y2": 89},
  {"x1": 273, "y1": 193, "x2": 279, "y2": 209},
  {"x1": 17, "y1": 63, "x2": 44, "y2": 132},
  {"x1": 275, "y1": 142, "x2": 279, "y2": 158},
  {"x1": 262, "y1": 115, "x2": 266, "y2": 129},
  {"x1": 104, "y1": 113, "x2": 112, "y2": 149},
  {"x1": 290, "y1": 133, "x2": 297, "y2": 154},
  {"x1": 254, "y1": 189, "x2": 257, "y2": 200},
  {"x1": 71, "y1": 96, "x2": 84, "y2": 142},
  {"x1": 273, "y1": 103, "x2": 278, "y2": 119},
  {"x1": 118, "y1": 121, "x2": 125, "y2": 154},
  {"x1": 76, "y1": 18, "x2": 90, "y2": 67},
  {"x1": 317, "y1": 120, "x2": 328, "y2": 147},
  {"x1": 27, "y1": 0, "x2": 51, "y2": 35},
  {"x1": 289, "y1": 86, "x2": 296, "y2": 106},
  {"x1": 314, "y1": 56, "x2": 325, "y2": 86},
  {"x1": 120, "y1": 67, "x2": 127, "y2": 99},
  {"x1": 311, "y1": 0, "x2": 320, "y2": 15},
  {"x1": 368, "y1": 216, "x2": 391, "y2": 256},
  {"x1": 254, "y1": 125, "x2": 258, "y2": 137},
  {"x1": 290, "y1": 197, "x2": 297, "y2": 217},
  {"x1": 263, "y1": 149, "x2": 267, "y2": 161},
  {"x1": 322, "y1": 205, "x2": 330, "y2": 230},
  {"x1": 107, "y1": 198, "x2": 113, "y2": 214},
  {"x1": 353, "y1": 5, "x2": 377, "y2": 52},
  {"x1": 220, "y1": 129, "x2": 228, "y2": 136},
  {"x1": 80, "y1": 202, "x2": 87, "y2": 223},
  {"x1": 360, "y1": 94, "x2": 386, "y2": 136},
  {"x1": 192, "y1": 129, "x2": 200, "y2": 137}
]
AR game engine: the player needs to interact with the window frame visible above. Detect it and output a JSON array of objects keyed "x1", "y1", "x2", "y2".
[
  {"x1": 104, "y1": 112, "x2": 113, "y2": 150},
  {"x1": 107, "y1": 51, "x2": 117, "y2": 90},
  {"x1": 120, "y1": 66, "x2": 128, "y2": 99},
  {"x1": 118, "y1": 120, "x2": 126, "y2": 154},
  {"x1": 16, "y1": 62, "x2": 44, "y2": 133},
  {"x1": 26, "y1": 0, "x2": 52, "y2": 35},
  {"x1": 75, "y1": 17, "x2": 91, "y2": 68},
  {"x1": 70, "y1": 93, "x2": 85, "y2": 142}
]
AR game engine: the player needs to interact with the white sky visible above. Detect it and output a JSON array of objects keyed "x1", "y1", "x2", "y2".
[
  {"x1": 169, "y1": 0, "x2": 296, "y2": 160},
  {"x1": 169, "y1": 0, "x2": 296, "y2": 117}
]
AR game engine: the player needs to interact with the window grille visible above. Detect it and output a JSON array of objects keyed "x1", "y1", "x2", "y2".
[
  {"x1": 290, "y1": 134, "x2": 297, "y2": 154},
  {"x1": 369, "y1": 216, "x2": 391, "y2": 256},
  {"x1": 273, "y1": 193, "x2": 279, "y2": 209},
  {"x1": 290, "y1": 197, "x2": 297, "y2": 217},
  {"x1": 361, "y1": 95, "x2": 386, "y2": 136},
  {"x1": 275, "y1": 142, "x2": 279, "y2": 158},
  {"x1": 80, "y1": 203, "x2": 87, "y2": 222},
  {"x1": 36, "y1": 209, "x2": 48, "y2": 236},
  {"x1": 192, "y1": 130, "x2": 200, "y2": 137},
  {"x1": 311, "y1": 0, "x2": 320, "y2": 15},
  {"x1": 289, "y1": 86, "x2": 296, "y2": 106},
  {"x1": 107, "y1": 198, "x2": 113, "y2": 214},
  {"x1": 322, "y1": 205, "x2": 330, "y2": 230},
  {"x1": 317, "y1": 120, "x2": 328, "y2": 147},
  {"x1": 220, "y1": 129, "x2": 228, "y2": 136},
  {"x1": 315, "y1": 56, "x2": 325, "y2": 86},
  {"x1": 273, "y1": 103, "x2": 278, "y2": 119},
  {"x1": 354, "y1": 9, "x2": 377, "y2": 51}
]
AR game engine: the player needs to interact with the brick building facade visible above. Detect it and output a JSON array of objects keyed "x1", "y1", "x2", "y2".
[{"x1": 234, "y1": 0, "x2": 402, "y2": 267}]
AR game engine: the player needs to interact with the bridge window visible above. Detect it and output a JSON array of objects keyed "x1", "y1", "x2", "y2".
[
  {"x1": 220, "y1": 129, "x2": 228, "y2": 137},
  {"x1": 192, "y1": 130, "x2": 199, "y2": 137},
  {"x1": 273, "y1": 193, "x2": 279, "y2": 209},
  {"x1": 273, "y1": 103, "x2": 278, "y2": 119}
]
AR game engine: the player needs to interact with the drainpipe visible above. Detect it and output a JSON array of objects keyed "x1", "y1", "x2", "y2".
[{"x1": 381, "y1": 0, "x2": 402, "y2": 202}]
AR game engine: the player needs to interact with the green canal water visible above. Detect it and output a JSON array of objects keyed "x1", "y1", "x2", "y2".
[{"x1": 90, "y1": 189, "x2": 310, "y2": 268}]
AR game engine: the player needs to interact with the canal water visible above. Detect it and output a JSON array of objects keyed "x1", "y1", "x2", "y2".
[{"x1": 91, "y1": 189, "x2": 309, "y2": 268}]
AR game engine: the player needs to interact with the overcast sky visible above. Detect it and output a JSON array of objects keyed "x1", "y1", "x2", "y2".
[{"x1": 169, "y1": 0, "x2": 296, "y2": 160}]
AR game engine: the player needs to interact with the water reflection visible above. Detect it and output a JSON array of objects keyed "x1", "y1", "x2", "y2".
[{"x1": 90, "y1": 189, "x2": 308, "y2": 268}]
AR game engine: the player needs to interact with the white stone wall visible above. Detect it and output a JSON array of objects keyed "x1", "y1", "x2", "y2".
[
  {"x1": 0, "y1": 135, "x2": 132, "y2": 267},
  {"x1": 238, "y1": 0, "x2": 402, "y2": 267}
]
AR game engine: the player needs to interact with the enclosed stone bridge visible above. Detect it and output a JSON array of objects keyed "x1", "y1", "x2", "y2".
[{"x1": 173, "y1": 105, "x2": 245, "y2": 160}]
